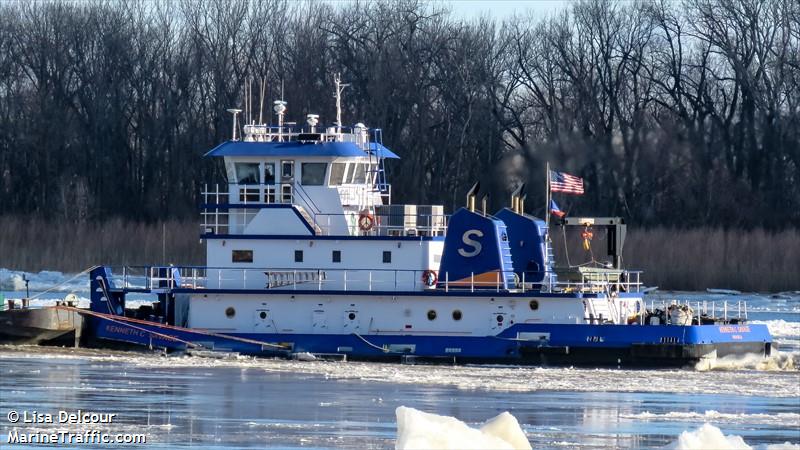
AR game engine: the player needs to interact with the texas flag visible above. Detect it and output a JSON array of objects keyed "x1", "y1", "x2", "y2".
[{"x1": 550, "y1": 199, "x2": 566, "y2": 218}]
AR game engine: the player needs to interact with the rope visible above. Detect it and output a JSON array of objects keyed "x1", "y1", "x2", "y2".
[
  {"x1": 351, "y1": 332, "x2": 391, "y2": 353},
  {"x1": 55, "y1": 305, "x2": 291, "y2": 351},
  {"x1": 26, "y1": 266, "x2": 96, "y2": 300},
  {"x1": 56, "y1": 305, "x2": 202, "y2": 349},
  {"x1": 561, "y1": 226, "x2": 572, "y2": 267},
  {"x1": 561, "y1": 226, "x2": 604, "y2": 269}
]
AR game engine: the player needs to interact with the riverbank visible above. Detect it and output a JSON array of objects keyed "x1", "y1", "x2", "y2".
[{"x1": 0, "y1": 217, "x2": 796, "y2": 292}]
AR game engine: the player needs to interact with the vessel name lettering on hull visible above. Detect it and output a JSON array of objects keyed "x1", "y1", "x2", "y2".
[{"x1": 718, "y1": 326, "x2": 750, "y2": 333}]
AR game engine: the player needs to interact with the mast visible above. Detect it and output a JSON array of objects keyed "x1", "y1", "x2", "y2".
[
  {"x1": 333, "y1": 73, "x2": 350, "y2": 136},
  {"x1": 545, "y1": 161, "x2": 551, "y2": 229},
  {"x1": 258, "y1": 77, "x2": 265, "y2": 125}
]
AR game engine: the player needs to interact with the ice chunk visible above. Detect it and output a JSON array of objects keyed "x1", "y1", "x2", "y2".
[
  {"x1": 751, "y1": 320, "x2": 800, "y2": 338},
  {"x1": 763, "y1": 444, "x2": 800, "y2": 450},
  {"x1": 479, "y1": 411, "x2": 531, "y2": 450},
  {"x1": 665, "y1": 423, "x2": 800, "y2": 450},
  {"x1": 666, "y1": 423, "x2": 750, "y2": 449},
  {"x1": 395, "y1": 406, "x2": 531, "y2": 450},
  {"x1": 695, "y1": 351, "x2": 799, "y2": 371}
]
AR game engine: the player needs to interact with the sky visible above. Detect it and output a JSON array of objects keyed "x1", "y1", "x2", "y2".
[
  {"x1": 444, "y1": 0, "x2": 570, "y2": 20},
  {"x1": 320, "y1": 1, "x2": 572, "y2": 21}
]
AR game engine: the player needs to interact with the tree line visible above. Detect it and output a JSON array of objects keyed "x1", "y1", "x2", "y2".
[{"x1": 0, "y1": 0, "x2": 797, "y2": 228}]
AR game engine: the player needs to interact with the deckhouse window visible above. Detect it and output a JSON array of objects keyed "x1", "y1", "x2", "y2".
[
  {"x1": 281, "y1": 160, "x2": 294, "y2": 179},
  {"x1": 232, "y1": 250, "x2": 253, "y2": 263},
  {"x1": 382, "y1": 251, "x2": 392, "y2": 263},
  {"x1": 301, "y1": 163, "x2": 328, "y2": 186},
  {"x1": 329, "y1": 163, "x2": 347, "y2": 186},
  {"x1": 332, "y1": 250, "x2": 341, "y2": 263},
  {"x1": 235, "y1": 163, "x2": 259, "y2": 185},
  {"x1": 264, "y1": 163, "x2": 275, "y2": 184}
]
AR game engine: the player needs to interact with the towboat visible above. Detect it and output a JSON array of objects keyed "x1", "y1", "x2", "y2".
[{"x1": 80, "y1": 78, "x2": 772, "y2": 366}]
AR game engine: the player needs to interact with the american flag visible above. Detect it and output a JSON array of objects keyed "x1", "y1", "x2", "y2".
[{"x1": 550, "y1": 170, "x2": 584, "y2": 194}]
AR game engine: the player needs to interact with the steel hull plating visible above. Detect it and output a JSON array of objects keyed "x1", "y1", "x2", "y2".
[
  {"x1": 0, "y1": 307, "x2": 83, "y2": 345},
  {"x1": 89, "y1": 314, "x2": 772, "y2": 367}
]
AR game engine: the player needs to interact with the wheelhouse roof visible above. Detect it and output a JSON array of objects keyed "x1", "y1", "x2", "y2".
[{"x1": 204, "y1": 141, "x2": 400, "y2": 159}]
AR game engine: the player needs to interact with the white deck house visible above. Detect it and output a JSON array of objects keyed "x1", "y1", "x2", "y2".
[{"x1": 199, "y1": 102, "x2": 446, "y2": 291}]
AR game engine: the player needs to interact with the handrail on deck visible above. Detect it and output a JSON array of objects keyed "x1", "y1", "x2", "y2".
[{"x1": 104, "y1": 265, "x2": 643, "y2": 294}]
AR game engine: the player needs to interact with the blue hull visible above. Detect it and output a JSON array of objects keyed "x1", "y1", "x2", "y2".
[{"x1": 88, "y1": 315, "x2": 772, "y2": 367}]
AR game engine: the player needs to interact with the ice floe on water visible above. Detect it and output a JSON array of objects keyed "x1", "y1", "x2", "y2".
[
  {"x1": 394, "y1": 409, "x2": 798, "y2": 450},
  {"x1": 0, "y1": 268, "x2": 88, "y2": 293},
  {"x1": 1, "y1": 294, "x2": 155, "y2": 311},
  {"x1": 1, "y1": 267, "x2": 157, "y2": 309},
  {"x1": 694, "y1": 350, "x2": 800, "y2": 372},
  {"x1": 620, "y1": 410, "x2": 800, "y2": 427},
  {"x1": 664, "y1": 423, "x2": 799, "y2": 450},
  {"x1": 395, "y1": 406, "x2": 531, "y2": 450},
  {"x1": 751, "y1": 320, "x2": 800, "y2": 338},
  {"x1": 1, "y1": 346, "x2": 798, "y2": 398}
]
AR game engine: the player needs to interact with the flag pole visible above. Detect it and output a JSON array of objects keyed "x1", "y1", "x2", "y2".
[{"x1": 545, "y1": 161, "x2": 550, "y2": 229}]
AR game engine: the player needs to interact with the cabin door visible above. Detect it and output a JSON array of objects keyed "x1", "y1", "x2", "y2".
[
  {"x1": 343, "y1": 310, "x2": 360, "y2": 331},
  {"x1": 312, "y1": 309, "x2": 328, "y2": 331}
]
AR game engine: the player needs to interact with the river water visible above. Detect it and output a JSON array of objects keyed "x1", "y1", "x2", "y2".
[{"x1": 1, "y1": 271, "x2": 799, "y2": 449}]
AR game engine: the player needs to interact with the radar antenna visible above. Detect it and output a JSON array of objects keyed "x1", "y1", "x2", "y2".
[{"x1": 226, "y1": 108, "x2": 242, "y2": 141}]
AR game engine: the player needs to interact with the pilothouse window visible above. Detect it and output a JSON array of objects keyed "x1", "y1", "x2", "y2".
[
  {"x1": 301, "y1": 163, "x2": 328, "y2": 186},
  {"x1": 352, "y1": 163, "x2": 366, "y2": 184},
  {"x1": 235, "y1": 163, "x2": 259, "y2": 184},
  {"x1": 344, "y1": 163, "x2": 354, "y2": 184},
  {"x1": 329, "y1": 163, "x2": 347, "y2": 186}
]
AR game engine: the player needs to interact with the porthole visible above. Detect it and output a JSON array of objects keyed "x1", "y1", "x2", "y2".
[
  {"x1": 427, "y1": 310, "x2": 437, "y2": 321},
  {"x1": 225, "y1": 307, "x2": 236, "y2": 318},
  {"x1": 259, "y1": 311, "x2": 267, "y2": 319},
  {"x1": 529, "y1": 300, "x2": 539, "y2": 311},
  {"x1": 348, "y1": 312, "x2": 356, "y2": 320},
  {"x1": 452, "y1": 310, "x2": 462, "y2": 321},
  {"x1": 496, "y1": 314, "x2": 504, "y2": 323}
]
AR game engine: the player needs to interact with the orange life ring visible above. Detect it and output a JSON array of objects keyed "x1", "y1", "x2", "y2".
[
  {"x1": 422, "y1": 270, "x2": 438, "y2": 287},
  {"x1": 358, "y1": 211, "x2": 375, "y2": 231}
]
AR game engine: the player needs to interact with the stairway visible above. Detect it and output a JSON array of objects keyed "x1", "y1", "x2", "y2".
[
  {"x1": 539, "y1": 223, "x2": 558, "y2": 289},
  {"x1": 585, "y1": 297, "x2": 614, "y2": 324},
  {"x1": 294, "y1": 205, "x2": 323, "y2": 235},
  {"x1": 497, "y1": 224, "x2": 516, "y2": 288}
]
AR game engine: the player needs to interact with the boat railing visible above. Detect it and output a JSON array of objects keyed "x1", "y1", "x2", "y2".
[
  {"x1": 106, "y1": 266, "x2": 640, "y2": 295},
  {"x1": 547, "y1": 270, "x2": 643, "y2": 293},
  {"x1": 645, "y1": 299, "x2": 750, "y2": 324},
  {"x1": 200, "y1": 183, "x2": 448, "y2": 237},
  {"x1": 241, "y1": 124, "x2": 373, "y2": 148},
  {"x1": 313, "y1": 211, "x2": 449, "y2": 237},
  {"x1": 200, "y1": 183, "x2": 306, "y2": 234}
]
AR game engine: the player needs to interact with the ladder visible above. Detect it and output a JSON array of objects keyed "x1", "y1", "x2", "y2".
[
  {"x1": 368, "y1": 129, "x2": 391, "y2": 204},
  {"x1": 294, "y1": 205, "x2": 323, "y2": 235},
  {"x1": 540, "y1": 224, "x2": 558, "y2": 290},
  {"x1": 497, "y1": 224, "x2": 517, "y2": 288}
]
